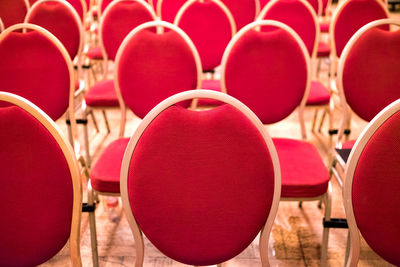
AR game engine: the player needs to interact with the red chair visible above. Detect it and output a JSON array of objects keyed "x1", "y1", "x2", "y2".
[
  {"x1": 86, "y1": 21, "x2": 202, "y2": 266},
  {"x1": 343, "y1": 98, "x2": 400, "y2": 267},
  {"x1": 99, "y1": 0, "x2": 115, "y2": 16},
  {"x1": 65, "y1": 0, "x2": 87, "y2": 22},
  {"x1": 0, "y1": 23, "x2": 78, "y2": 142},
  {"x1": 0, "y1": 92, "x2": 82, "y2": 267},
  {"x1": 258, "y1": 0, "x2": 332, "y2": 141},
  {"x1": 0, "y1": 18, "x2": 4, "y2": 32},
  {"x1": 220, "y1": 0, "x2": 260, "y2": 29},
  {"x1": 156, "y1": 0, "x2": 186, "y2": 22},
  {"x1": 120, "y1": 89, "x2": 281, "y2": 266},
  {"x1": 221, "y1": 20, "x2": 331, "y2": 264},
  {"x1": 83, "y1": 0, "x2": 157, "y2": 166},
  {"x1": 0, "y1": 0, "x2": 29, "y2": 28}
]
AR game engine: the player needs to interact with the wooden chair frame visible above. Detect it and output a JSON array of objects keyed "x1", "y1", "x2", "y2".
[
  {"x1": 0, "y1": 18, "x2": 4, "y2": 32},
  {"x1": 0, "y1": 91, "x2": 82, "y2": 267},
  {"x1": 120, "y1": 89, "x2": 282, "y2": 267}
]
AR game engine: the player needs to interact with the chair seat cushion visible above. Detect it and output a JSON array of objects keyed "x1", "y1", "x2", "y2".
[
  {"x1": 317, "y1": 41, "x2": 330, "y2": 58},
  {"x1": 342, "y1": 139, "x2": 356, "y2": 149},
  {"x1": 306, "y1": 81, "x2": 330, "y2": 105},
  {"x1": 84, "y1": 79, "x2": 119, "y2": 107},
  {"x1": 320, "y1": 22, "x2": 330, "y2": 33},
  {"x1": 273, "y1": 138, "x2": 329, "y2": 198},
  {"x1": 86, "y1": 46, "x2": 103, "y2": 60},
  {"x1": 198, "y1": 79, "x2": 222, "y2": 106},
  {"x1": 90, "y1": 138, "x2": 130, "y2": 193}
]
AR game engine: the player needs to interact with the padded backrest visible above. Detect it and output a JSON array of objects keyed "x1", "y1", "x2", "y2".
[
  {"x1": 174, "y1": 0, "x2": 236, "y2": 71},
  {"x1": 332, "y1": 0, "x2": 388, "y2": 57},
  {"x1": 0, "y1": 0, "x2": 29, "y2": 28},
  {"x1": 65, "y1": 0, "x2": 86, "y2": 21},
  {"x1": 340, "y1": 21, "x2": 400, "y2": 122},
  {"x1": 222, "y1": 20, "x2": 310, "y2": 124},
  {"x1": 122, "y1": 90, "x2": 280, "y2": 266},
  {"x1": 26, "y1": 0, "x2": 82, "y2": 59},
  {"x1": 220, "y1": 0, "x2": 259, "y2": 29},
  {"x1": 157, "y1": 0, "x2": 186, "y2": 22},
  {"x1": 101, "y1": 0, "x2": 115, "y2": 13},
  {"x1": 0, "y1": 24, "x2": 72, "y2": 121},
  {"x1": 345, "y1": 99, "x2": 400, "y2": 266},
  {"x1": 116, "y1": 21, "x2": 201, "y2": 118},
  {"x1": 258, "y1": 0, "x2": 318, "y2": 57},
  {"x1": 0, "y1": 93, "x2": 81, "y2": 266},
  {"x1": 101, "y1": 0, "x2": 156, "y2": 61}
]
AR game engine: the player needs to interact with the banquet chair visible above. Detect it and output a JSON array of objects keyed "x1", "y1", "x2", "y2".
[
  {"x1": 83, "y1": 0, "x2": 156, "y2": 166},
  {"x1": 343, "y1": 98, "x2": 400, "y2": 267},
  {"x1": 0, "y1": 92, "x2": 82, "y2": 267},
  {"x1": 0, "y1": 23, "x2": 78, "y2": 144},
  {"x1": 0, "y1": 0, "x2": 29, "y2": 28},
  {"x1": 86, "y1": 21, "x2": 202, "y2": 266},
  {"x1": 120, "y1": 89, "x2": 281, "y2": 266},
  {"x1": 257, "y1": 0, "x2": 332, "y2": 141},
  {"x1": 156, "y1": 0, "x2": 186, "y2": 22},
  {"x1": 331, "y1": 18, "x2": 400, "y2": 190},
  {"x1": 220, "y1": 0, "x2": 260, "y2": 29},
  {"x1": 65, "y1": 0, "x2": 88, "y2": 22},
  {"x1": 221, "y1": 20, "x2": 331, "y2": 265}
]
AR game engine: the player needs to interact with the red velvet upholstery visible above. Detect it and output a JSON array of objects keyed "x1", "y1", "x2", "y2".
[
  {"x1": 84, "y1": 79, "x2": 119, "y2": 107},
  {"x1": 260, "y1": 0, "x2": 270, "y2": 8},
  {"x1": 306, "y1": 81, "x2": 330, "y2": 105},
  {"x1": 334, "y1": 0, "x2": 388, "y2": 57},
  {"x1": 273, "y1": 138, "x2": 329, "y2": 198},
  {"x1": 198, "y1": 79, "x2": 222, "y2": 106},
  {"x1": 342, "y1": 28, "x2": 400, "y2": 121},
  {"x1": 305, "y1": 0, "x2": 319, "y2": 16},
  {"x1": 117, "y1": 28, "x2": 198, "y2": 118},
  {"x1": 0, "y1": 30, "x2": 70, "y2": 121},
  {"x1": 158, "y1": 0, "x2": 186, "y2": 22},
  {"x1": 259, "y1": 0, "x2": 317, "y2": 56},
  {"x1": 90, "y1": 138, "x2": 129, "y2": 193},
  {"x1": 101, "y1": 0, "x2": 155, "y2": 60},
  {"x1": 352, "y1": 110, "x2": 400, "y2": 266},
  {"x1": 320, "y1": 22, "x2": 329, "y2": 33},
  {"x1": 343, "y1": 139, "x2": 356, "y2": 149},
  {"x1": 224, "y1": 28, "x2": 307, "y2": 124},
  {"x1": 86, "y1": 46, "x2": 103, "y2": 59},
  {"x1": 176, "y1": 0, "x2": 233, "y2": 71},
  {"x1": 27, "y1": 0, "x2": 81, "y2": 59},
  {"x1": 29, "y1": 0, "x2": 39, "y2": 5},
  {"x1": 101, "y1": 0, "x2": 114, "y2": 13},
  {"x1": 0, "y1": 0, "x2": 27, "y2": 28},
  {"x1": 65, "y1": 0, "x2": 85, "y2": 21},
  {"x1": 0, "y1": 104, "x2": 73, "y2": 266},
  {"x1": 128, "y1": 104, "x2": 275, "y2": 265},
  {"x1": 220, "y1": 0, "x2": 256, "y2": 29},
  {"x1": 317, "y1": 41, "x2": 330, "y2": 57}
]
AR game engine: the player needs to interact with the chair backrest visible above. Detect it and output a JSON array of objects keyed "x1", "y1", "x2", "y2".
[
  {"x1": 174, "y1": 0, "x2": 236, "y2": 71},
  {"x1": 120, "y1": 89, "x2": 281, "y2": 266},
  {"x1": 344, "y1": 97, "x2": 400, "y2": 267},
  {"x1": 25, "y1": 0, "x2": 84, "y2": 60},
  {"x1": 221, "y1": 20, "x2": 311, "y2": 127},
  {"x1": 305, "y1": 0, "x2": 322, "y2": 16},
  {"x1": 100, "y1": 0, "x2": 156, "y2": 62},
  {"x1": 115, "y1": 21, "x2": 202, "y2": 121},
  {"x1": 337, "y1": 19, "x2": 400, "y2": 127},
  {"x1": 156, "y1": 0, "x2": 186, "y2": 22},
  {"x1": 0, "y1": 92, "x2": 82, "y2": 267},
  {"x1": 330, "y1": 0, "x2": 389, "y2": 58},
  {"x1": 99, "y1": 0, "x2": 115, "y2": 16},
  {"x1": 0, "y1": 0, "x2": 29, "y2": 28},
  {"x1": 257, "y1": 0, "x2": 319, "y2": 59},
  {"x1": 65, "y1": 0, "x2": 87, "y2": 22},
  {"x1": 0, "y1": 23, "x2": 75, "y2": 122},
  {"x1": 220, "y1": 0, "x2": 260, "y2": 29}
]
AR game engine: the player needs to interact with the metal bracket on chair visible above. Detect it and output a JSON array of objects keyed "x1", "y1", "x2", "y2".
[
  {"x1": 66, "y1": 118, "x2": 88, "y2": 125},
  {"x1": 328, "y1": 129, "x2": 351, "y2": 136},
  {"x1": 82, "y1": 202, "x2": 96, "y2": 212},
  {"x1": 323, "y1": 218, "x2": 348, "y2": 228}
]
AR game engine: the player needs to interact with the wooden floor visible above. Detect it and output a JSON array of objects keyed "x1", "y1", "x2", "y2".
[{"x1": 41, "y1": 9, "x2": 400, "y2": 267}]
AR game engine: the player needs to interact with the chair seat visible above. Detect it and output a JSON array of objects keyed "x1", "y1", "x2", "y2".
[
  {"x1": 198, "y1": 79, "x2": 222, "y2": 106},
  {"x1": 342, "y1": 139, "x2": 356, "y2": 149},
  {"x1": 317, "y1": 41, "x2": 330, "y2": 58},
  {"x1": 84, "y1": 79, "x2": 119, "y2": 107},
  {"x1": 90, "y1": 138, "x2": 130, "y2": 193},
  {"x1": 86, "y1": 46, "x2": 103, "y2": 60},
  {"x1": 273, "y1": 138, "x2": 329, "y2": 198},
  {"x1": 320, "y1": 22, "x2": 330, "y2": 33},
  {"x1": 306, "y1": 81, "x2": 330, "y2": 105}
]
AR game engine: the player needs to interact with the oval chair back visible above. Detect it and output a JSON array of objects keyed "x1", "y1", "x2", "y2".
[
  {"x1": 174, "y1": 0, "x2": 236, "y2": 71},
  {"x1": 120, "y1": 89, "x2": 281, "y2": 266},
  {"x1": 65, "y1": 0, "x2": 87, "y2": 22},
  {"x1": 115, "y1": 20, "x2": 202, "y2": 135},
  {"x1": 221, "y1": 20, "x2": 311, "y2": 137},
  {"x1": 0, "y1": 0, "x2": 29, "y2": 28},
  {"x1": 337, "y1": 19, "x2": 400, "y2": 141},
  {"x1": 220, "y1": 0, "x2": 260, "y2": 29},
  {"x1": 156, "y1": 0, "x2": 186, "y2": 22},
  {"x1": 344, "y1": 97, "x2": 400, "y2": 267},
  {"x1": 0, "y1": 92, "x2": 82, "y2": 267}
]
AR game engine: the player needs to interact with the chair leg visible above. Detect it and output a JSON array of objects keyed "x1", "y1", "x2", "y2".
[
  {"x1": 259, "y1": 226, "x2": 270, "y2": 267},
  {"x1": 102, "y1": 110, "x2": 111, "y2": 134},
  {"x1": 311, "y1": 108, "x2": 319, "y2": 133},
  {"x1": 321, "y1": 183, "x2": 332, "y2": 267},
  {"x1": 89, "y1": 109, "x2": 100, "y2": 133},
  {"x1": 318, "y1": 109, "x2": 327, "y2": 133},
  {"x1": 83, "y1": 111, "x2": 91, "y2": 168},
  {"x1": 88, "y1": 183, "x2": 99, "y2": 267}
]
